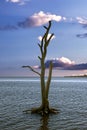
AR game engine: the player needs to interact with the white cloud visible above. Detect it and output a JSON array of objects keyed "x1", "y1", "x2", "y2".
[
  {"x1": 76, "y1": 17, "x2": 87, "y2": 25},
  {"x1": 38, "y1": 33, "x2": 55, "y2": 41},
  {"x1": 58, "y1": 57, "x2": 75, "y2": 65},
  {"x1": 6, "y1": 0, "x2": 30, "y2": 5},
  {"x1": 18, "y1": 11, "x2": 66, "y2": 27},
  {"x1": 30, "y1": 11, "x2": 65, "y2": 26},
  {"x1": 6, "y1": 0, "x2": 20, "y2": 2}
]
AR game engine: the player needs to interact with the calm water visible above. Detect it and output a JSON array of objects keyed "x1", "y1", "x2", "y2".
[{"x1": 0, "y1": 77, "x2": 87, "y2": 130}]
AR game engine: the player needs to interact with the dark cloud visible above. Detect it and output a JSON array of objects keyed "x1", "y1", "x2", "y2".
[
  {"x1": 65, "y1": 63, "x2": 87, "y2": 70},
  {"x1": 76, "y1": 33, "x2": 87, "y2": 38},
  {"x1": 44, "y1": 59, "x2": 87, "y2": 70},
  {"x1": 42, "y1": 57, "x2": 74, "y2": 69},
  {"x1": 44, "y1": 59, "x2": 71, "y2": 68},
  {"x1": 18, "y1": 18, "x2": 36, "y2": 28}
]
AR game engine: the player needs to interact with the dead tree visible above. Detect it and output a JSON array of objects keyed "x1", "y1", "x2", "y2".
[{"x1": 22, "y1": 21, "x2": 58, "y2": 115}]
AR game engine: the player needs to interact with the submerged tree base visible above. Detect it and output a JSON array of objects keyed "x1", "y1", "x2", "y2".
[
  {"x1": 22, "y1": 21, "x2": 59, "y2": 117},
  {"x1": 23, "y1": 106, "x2": 59, "y2": 116}
]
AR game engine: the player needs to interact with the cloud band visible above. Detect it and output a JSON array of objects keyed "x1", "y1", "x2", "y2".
[{"x1": 42, "y1": 57, "x2": 87, "y2": 71}]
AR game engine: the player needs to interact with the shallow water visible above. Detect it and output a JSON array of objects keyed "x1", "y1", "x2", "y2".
[{"x1": 0, "y1": 77, "x2": 87, "y2": 130}]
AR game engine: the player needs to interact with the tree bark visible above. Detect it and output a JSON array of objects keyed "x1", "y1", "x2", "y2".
[
  {"x1": 40, "y1": 59, "x2": 46, "y2": 108},
  {"x1": 45, "y1": 61, "x2": 53, "y2": 99},
  {"x1": 22, "y1": 21, "x2": 59, "y2": 115}
]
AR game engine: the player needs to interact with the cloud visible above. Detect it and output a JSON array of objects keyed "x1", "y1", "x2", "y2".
[
  {"x1": 6, "y1": 0, "x2": 20, "y2": 2},
  {"x1": 44, "y1": 57, "x2": 75, "y2": 69},
  {"x1": 38, "y1": 33, "x2": 55, "y2": 41},
  {"x1": 3, "y1": 13, "x2": 87, "y2": 32},
  {"x1": 0, "y1": 25, "x2": 18, "y2": 30},
  {"x1": 65, "y1": 63, "x2": 87, "y2": 70},
  {"x1": 0, "y1": 11, "x2": 65, "y2": 31},
  {"x1": 76, "y1": 33, "x2": 87, "y2": 38},
  {"x1": 18, "y1": 11, "x2": 66, "y2": 27},
  {"x1": 75, "y1": 17, "x2": 87, "y2": 38},
  {"x1": 76, "y1": 17, "x2": 87, "y2": 29},
  {"x1": 58, "y1": 57, "x2": 75, "y2": 65},
  {"x1": 76, "y1": 17, "x2": 87, "y2": 25},
  {"x1": 6, "y1": 0, "x2": 30, "y2": 5},
  {"x1": 41, "y1": 57, "x2": 87, "y2": 70}
]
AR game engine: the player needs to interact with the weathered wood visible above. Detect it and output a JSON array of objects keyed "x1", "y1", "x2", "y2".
[
  {"x1": 45, "y1": 61, "x2": 53, "y2": 99},
  {"x1": 22, "y1": 21, "x2": 58, "y2": 115}
]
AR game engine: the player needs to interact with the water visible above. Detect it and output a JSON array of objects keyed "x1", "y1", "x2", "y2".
[{"x1": 0, "y1": 77, "x2": 87, "y2": 130}]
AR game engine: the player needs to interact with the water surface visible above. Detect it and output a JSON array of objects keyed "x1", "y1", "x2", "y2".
[{"x1": 0, "y1": 77, "x2": 87, "y2": 130}]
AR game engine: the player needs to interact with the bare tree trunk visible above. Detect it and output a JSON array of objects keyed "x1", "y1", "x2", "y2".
[
  {"x1": 40, "y1": 59, "x2": 46, "y2": 108},
  {"x1": 22, "y1": 21, "x2": 58, "y2": 115},
  {"x1": 45, "y1": 61, "x2": 53, "y2": 99}
]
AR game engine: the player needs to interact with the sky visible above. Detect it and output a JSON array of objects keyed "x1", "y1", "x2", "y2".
[{"x1": 0, "y1": 0, "x2": 87, "y2": 77}]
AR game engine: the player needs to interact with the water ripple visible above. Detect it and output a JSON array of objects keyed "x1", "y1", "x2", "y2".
[{"x1": 0, "y1": 77, "x2": 87, "y2": 130}]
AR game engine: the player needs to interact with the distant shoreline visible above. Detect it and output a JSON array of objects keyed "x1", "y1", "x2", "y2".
[
  {"x1": 64, "y1": 75, "x2": 87, "y2": 78},
  {"x1": 0, "y1": 75, "x2": 87, "y2": 78}
]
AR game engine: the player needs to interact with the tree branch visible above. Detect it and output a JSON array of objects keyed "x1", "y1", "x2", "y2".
[
  {"x1": 44, "y1": 21, "x2": 51, "y2": 43},
  {"x1": 43, "y1": 26, "x2": 48, "y2": 30},
  {"x1": 46, "y1": 33, "x2": 54, "y2": 46},
  {"x1": 22, "y1": 66, "x2": 41, "y2": 76},
  {"x1": 45, "y1": 61, "x2": 53, "y2": 99},
  {"x1": 38, "y1": 56, "x2": 42, "y2": 60}
]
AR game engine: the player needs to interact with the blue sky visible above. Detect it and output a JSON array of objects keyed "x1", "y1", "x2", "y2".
[{"x1": 0, "y1": 0, "x2": 87, "y2": 77}]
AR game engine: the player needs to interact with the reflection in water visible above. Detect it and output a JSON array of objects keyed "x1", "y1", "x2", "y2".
[{"x1": 39, "y1": 115, "x2": 49, "y2": 130}]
